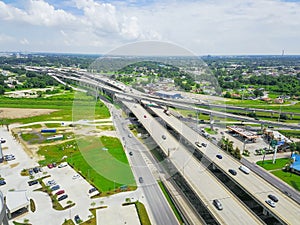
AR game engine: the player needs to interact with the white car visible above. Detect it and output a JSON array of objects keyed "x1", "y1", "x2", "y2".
[
  {"x1": 265, "y1": 199, "x2": 276, "y2": 208},
  {"x1": 72, "y1": 174, "x2": 80, "y2": 179},
  {"x1": 58, "y1": 162, "x2": 68, "y2": 168},
  {"x1": 46, "y1": 180, "x2": 56, "y2": 186}
]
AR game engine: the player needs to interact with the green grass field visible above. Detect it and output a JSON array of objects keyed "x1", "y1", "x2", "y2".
[
  {"x1": 38, "y1": 136, "x2": 136, "y2": 193},
  {"x1": 0, "y1": 92, "x2": 110, "y2": 124},
  {"x1": 256, "y1": 158, "x2": 291, "y2": 170},
  {"x1": 257, "y1": 158, "x2": 300, "y2": 191}
]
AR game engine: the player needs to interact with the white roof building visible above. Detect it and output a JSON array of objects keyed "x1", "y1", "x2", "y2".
[{"x1": 6, "y1": 190, "x2": 29, "y2": 219}]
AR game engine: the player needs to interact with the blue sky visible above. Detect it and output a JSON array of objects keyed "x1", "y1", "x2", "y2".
[{"x1": 0, "y1": 0, "x2": 300, "y2": 55}]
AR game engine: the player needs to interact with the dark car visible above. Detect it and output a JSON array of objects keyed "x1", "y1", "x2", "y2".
[
  {"x1": 56, "y1": 190, "x2": 65, "y2": 195},
  {"x1": 139, "y1": 177, "x2": 144, "y2": 183},
  {"x1": 57, "y1": 194, "x2": 68, "y2": 201},
  {"x1": 0, "y1": 138, "x2": 6, "y2": 143},
  {"x1": 0, "y1": 180, "x2": 6, "y2": 186},
  {"x1": 213, "y1": 199, "x2": 223, "y2": 210},
  {"x1": 51, "y1": 185, "x2": 60, "y2": 191},
  {"x1": 129, "y1": 151, "x2": 133, "y2": 156},
  {"x1": 74, "y1": 215, "x2": 81, "y2": 224},
  {"x1": 228, "y1": 169, "x2": 237, "y2": 176},
  {"x1": 88, "y1": 187, "x2": 97, "y2": 194},
  {"x1": 33, "y1": 167, "x2": 39, "y2": 173},
  {"x1": 201, "y1": 142, "x2": 207, "y2": 147},
  {"x1": 268, "y1": 194, "x2": 279, "y2": 202},
  {"x1": 216, "y1": 154, "x2": 222, "y2": 159},
  {"x1": 28, "y1": 180, "x2": 38, "y2": 186},
  {"x1": 47, "y1": 164, "x2": 54, "y2": 169}
]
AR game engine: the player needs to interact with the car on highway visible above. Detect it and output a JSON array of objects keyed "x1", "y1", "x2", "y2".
[
  {"x1": 0, "y1": 180, "x2": 6, "y2": 186},
  {"x1": 228, "y1": 169, "x2": 237, "y2": 176},
  {"x1": 265, "y1": 199, "x2": 276, "y2": 208},
  {"x1": 195, "y1": 142, "x2": 202, "y2": 148},
  {"x1": 216, "y1": 154, "x2": 222, "y2": 159},
  {"x1": 128, "y1": 134, "x2": 133, "y2": 138},
  {"x1": 239, "y1": 165, "x2": 250, "y2": 174},
  {"x1": 129, "y1": 151, "x2": 133, "y2": 156},
  {"x1": 58, "y1": 194, "x2": 68, "y2": 201},
  {"x1": 162, "y1": 135, "x2": 166, "y2": 140},
  {"x1": 268, "y1": 194, "x2": 279, "y2": 202},
  {"x1": 74, "y1": 215, "x2": 81, "y2": 224},
  {"x1": 213, "y1": 199, "x2": 223, "y2": 210},
  {"x1": 139, "y1": 177, "x2": 144, "y2": 183},
  {"x1": 55, "y1": 190, "x2": 65, "y2": 195}
]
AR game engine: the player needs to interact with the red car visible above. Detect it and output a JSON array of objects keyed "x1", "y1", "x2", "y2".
[
  {"x1": 56, "y1": 190, "x2": 65, "y2": 195},
  {"x1": 47, "y1": 164, "x2": 54, "y2": 169}
]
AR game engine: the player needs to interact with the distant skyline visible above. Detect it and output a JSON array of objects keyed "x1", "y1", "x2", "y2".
[{"x1": 0, "y1": 0, "x2": 300, "y2": 55}]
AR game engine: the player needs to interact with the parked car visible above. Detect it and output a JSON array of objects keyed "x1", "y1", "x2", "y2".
[
  {"x1": 56, "y1": 190, "x2": 65, "y2": 195},
  {"x1": 47, "y1": 164, "x2": 54, "y2": 169},
  {"x1": 28, "y1": 169, "x2": 34, "y2": 175},
  {"x1": 268, "y1": 194, "x2": 279, "y2": 202},
  {"x1": 51, "y1": 185, "x2": 60, "y2": 191},
  {"x1": 213, "y1": 199, "x2": 223, "y2": 210},
  {"x1": 58, "y1": 162, "x2": 68, "y2": 168},
  {"x1": 0, "y1": 180, "x2": 6, "y2": 186},
  {"x1": 128, "y1": 134, "x2": 133, "y2": 138},
  {"x1": 4, "y1": 154, "x2": 15, "y2": 161},
  {"x1": 28, "y1": 180, "x2": 38, "y2": 186},
  {"x1": 201, "y1": 142, "x2": 207, "y2": 147},
  {"x1": 216, "y1": 154, "x2": 222, "y2": 159},
  {"x1": 33, "y1": 167, "x2": 39, "y2": 173},
  {"x1": 46, "y1": 180, "x2": 56, "y2": 186},
  {"x1": 265, "y1": 199, "x2": 276, "y2": 208},
  {"x1": 57, "y1": 194, "x2": 68, "y2": 201},
  {"x1": 129, "y1": 152, "x2": 133, "y2": 156},
  {"x1": 162, "y1": 135, "x2": 166, "y2": 140},
  {"x1": 0, "y1": 138, "x2": 6, "y2": 143},
  {"x1": 72, "y1": 174, "x2": 80, "y2": 179},
  {"x1": 88, "y1": 187, "x2": 97, "y2": 194},
  {"x1": 74, "y1": 215, "x2": 81, "y2": 224},
  {"x1": 228, "y1": 169, "x2": 237, "y2": 176}
]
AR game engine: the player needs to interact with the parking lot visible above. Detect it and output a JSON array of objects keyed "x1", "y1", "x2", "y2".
[{"x1": 0, "y1": 127, "x2": 95, "y2": 224}]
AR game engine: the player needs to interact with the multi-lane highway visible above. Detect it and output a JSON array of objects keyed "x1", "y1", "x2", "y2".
[
  {"x1": 123, "y1": 100, "x2": 263, "y2": 225},
  {"x1": 51, "y1": 70, "x2": 300, "y2": 130},
  {"x1": 149, "y1": 105, "x2": 300, "y2": 225},
  {"x1": 111, "y1": 107, "x2": 179, "y2": 225},
  {"x1": 50, "y1": 69, "x2": 300, "y2": 224}
]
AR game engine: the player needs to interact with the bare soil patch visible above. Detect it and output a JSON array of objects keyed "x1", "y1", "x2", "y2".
[{"x1": 0, "y1": 108, "x2": 57, "y2": 119}]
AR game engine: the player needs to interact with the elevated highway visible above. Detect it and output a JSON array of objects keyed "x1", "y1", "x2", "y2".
[
  {"x1": 123, "y1": 100, "x2": 263, "y2": 225},
  {"x1": 51, "y1": 71, "x2": 300, "y2": 130},
  {"x1": 146, "y1": 104, "x2": 300, "y2": 225}
]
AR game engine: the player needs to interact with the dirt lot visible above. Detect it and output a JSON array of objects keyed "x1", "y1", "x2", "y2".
[{"x1": 0, "y1": 108, "x2": 57, "y2": 119}]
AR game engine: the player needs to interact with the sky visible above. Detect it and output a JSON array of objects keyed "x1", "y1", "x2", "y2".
[{"x1": 0, "y1": 0, "x2": 300, "y2": 55}]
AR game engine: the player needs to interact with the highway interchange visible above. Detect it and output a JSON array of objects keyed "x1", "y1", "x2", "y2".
[{"x1": 48, "y1": 68, "x2": 300, "y2": 224}]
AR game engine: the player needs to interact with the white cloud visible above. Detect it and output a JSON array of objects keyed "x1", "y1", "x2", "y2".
[
  {"x1": 20, "y1": 38, "x2": 29, "y2": 45},
  {"x1": 0, "y1": 0, "x2": 300, "y2": 54}
]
